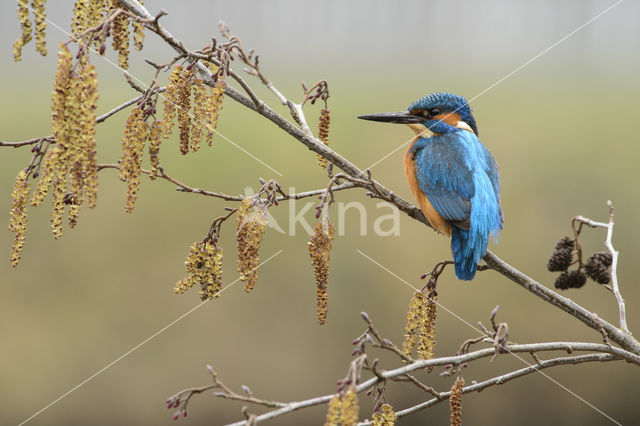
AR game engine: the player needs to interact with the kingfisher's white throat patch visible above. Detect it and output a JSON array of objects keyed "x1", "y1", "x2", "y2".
[{"x1": 406, "y1": 123, "x2": 434, "y2": 138}]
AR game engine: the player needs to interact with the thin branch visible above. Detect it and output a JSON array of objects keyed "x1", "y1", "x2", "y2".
[
  {"x1": 96, "y1": 87, "x2": 165, "y2": 123},
  {"x1": 96, "y1": 163, "x2": 244, "y2": 201},
  {"x1": 359, "y1": 353, "x2": 616, "y2": 424},
  {"x1": 0, "y1": 136, "x2": 54, "y2": 148},
  {"x1": 226, "y1": 342, "x2": 631, "y2": 425},
  {"x1": 97, "y1": 163, "x2": 357, "y2": 203}
]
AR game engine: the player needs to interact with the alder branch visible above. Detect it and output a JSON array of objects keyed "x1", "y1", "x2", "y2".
[
  {"x1": 97, "y1": 163, "x2": 358, "y2": 203},
  {"x1": 224, "y1": 341, "x2": 630, "y2": 426},
  {"x1": 362, "y1": 353, "x2": 616, "y2": 424}
]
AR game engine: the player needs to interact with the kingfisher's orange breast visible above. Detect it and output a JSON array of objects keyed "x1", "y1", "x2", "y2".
[{"x1": 404, "y1": 138, "x2": 452, "y2": 236}]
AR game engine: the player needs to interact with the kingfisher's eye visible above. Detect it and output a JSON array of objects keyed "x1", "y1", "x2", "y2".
[{"x1": 429, "y1": 108, "x2": 441, "y2": 117}]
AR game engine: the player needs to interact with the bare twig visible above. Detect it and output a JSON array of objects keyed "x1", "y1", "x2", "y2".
[
  {"x1": 0, "y1": 136, "x2": 54, "y2": 148},
  {"x1": 165, "y1": 365, "x2": 285, "y2": 420},
  {"x1": 575, "y1": 202, "x2": 628, "y2": 333}
]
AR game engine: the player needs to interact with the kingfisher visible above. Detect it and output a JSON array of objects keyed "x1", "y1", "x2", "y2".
[{"x1": 358, "y1": 92, "x2": 503, "y2": 280}]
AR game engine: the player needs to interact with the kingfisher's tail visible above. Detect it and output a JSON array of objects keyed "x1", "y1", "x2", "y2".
[{"x1": 450, "y1": 227, "x2": 483, "y2": 281}]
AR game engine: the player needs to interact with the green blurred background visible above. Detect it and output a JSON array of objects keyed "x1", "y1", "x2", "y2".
[{"x1": 2, "y1": 0, "x2": 640, "y2": 424}]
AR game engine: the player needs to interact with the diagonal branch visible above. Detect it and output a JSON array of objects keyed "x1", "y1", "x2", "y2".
[
  {"x1": 117, "y1": 0, "x2": 640, "y2": 356},
  {"x1": 483, "y1": 251, "x2": 638, "y2": 353}
]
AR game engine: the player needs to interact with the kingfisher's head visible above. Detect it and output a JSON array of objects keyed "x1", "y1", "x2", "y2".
[{"x1": 358, "y1": 92, "x2": 478, "y2": 137}]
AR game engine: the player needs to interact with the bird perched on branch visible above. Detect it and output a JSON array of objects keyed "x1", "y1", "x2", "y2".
[{"x1": 359, "y1": 93, "x2": 503, "y2": 280}]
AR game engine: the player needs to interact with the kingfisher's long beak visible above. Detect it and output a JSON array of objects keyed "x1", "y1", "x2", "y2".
[{"x1": 357, "y1": 111, "x2": 423, "y2": 124}]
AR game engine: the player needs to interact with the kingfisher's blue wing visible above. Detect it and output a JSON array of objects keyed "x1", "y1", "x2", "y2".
[
  {"x1": 413, "y1": 134, "x2": 475, "y2": 227},
  {"x1": 483, "y1": 147, "x2": 504, "y2": 224}
]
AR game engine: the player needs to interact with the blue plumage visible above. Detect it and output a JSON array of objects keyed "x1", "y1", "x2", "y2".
[
  {"x1": 411, "y1": 129, "x2": 502, "y2": 279},
  {"x1": 358, "y1": 92, "x2": 503, "y2": 281}
]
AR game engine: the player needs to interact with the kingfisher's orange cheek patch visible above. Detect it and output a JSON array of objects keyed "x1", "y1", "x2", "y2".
[{"x1": 433, "y1": 112, "x2": 462, "y2": 127}]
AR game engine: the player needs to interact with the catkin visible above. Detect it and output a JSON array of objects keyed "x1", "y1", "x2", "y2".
[
  {"x1": 119, "y1": 107, "x2": 148, "y2": 213},
  {"x1": 31, "y1": 150, "x2": 54, "y2": 207},
  {"x1": 71, "y1": 0, "x2": 89, "y2": 36},
  {"x1": 177, "y1": 66, "x2": 193, "y2": 154},
  {"x1": 416, "y1": 294, "x2": 437, "y2": 360},
  {"x1": 324, "y1": 387, "x2": 359, "y2": 426},
  {"x1": 110, "y1": 0, "x2": 130, "y2": 69},
  {"x1": 161, "y1": 65, "x2": 183, "y2": 138},
  {"x1": 33, "y1": 0, "x2": 48, "y2": 56},
  {"x1": 148, "y1": 119, "x2": 163, "y2": 179},
  {"x1": 307, "y1": 217, "x2": 335, "y2": 324},
  {"x1": 131, "y1": 0, "x2": 144, "y2": 51},
  {"x1": 205, "y1": 79, "x2": 226, "y2": 146},
  {"x1": 449, "y1": 376, "x2": 464, "y2": 426},
  {"x1": 13, "y1": 0, "x2": 33, "y2": 61},
  {"x1": 340, "y1": 388, "x2": 359, "y2": 425},
  {"x1": 9, "y1": 170, "x2": 30, "y2": 267},
  {"x1": 372, "y1": 404, "x2": 396, "y2": 426},
  {"x1": 190, "y1": 79, "x2": 207, "y2": 152},
  {"x1": 236, "y1": 198, "x2": 268, "y2": 293},
  {"x1": 317, "y1": 108, "x2": 330, "y2": 168},
  {"x1": 325, "y1": 394, "x2": 342, "y2": 426}
]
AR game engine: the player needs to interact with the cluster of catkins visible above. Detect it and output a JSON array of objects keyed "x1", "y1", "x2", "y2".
[
  {"x1": 547, "y1": 236, "x2": 613, "y2": 290},
  {"x1": 174, "y1": 240, "x2": 223, "y2": 301},
  {"x1": 14, "y1": 0, "x2": 145, "y2": 68},
  {"x1": 71, "y1": 0, "x2": 145, "y2": 68},
  {"x1": 235, "y1": 198, "x2": 269, "y2": 293},
  {"x1": 118, "y1": 106, "x2": 162, "y2": 213},
  {"x1": 162, "y1": 64, "x2": 225, "y2": 155},
  {"x1": 13, "y1": 0, "x2": 47, "y2": 61},
  {"x1": 38, "y1": 44, "x2": 99, "y2": 237},
  {"x1": 402, "y1": 289, "x2": 438, "y2": 360}
]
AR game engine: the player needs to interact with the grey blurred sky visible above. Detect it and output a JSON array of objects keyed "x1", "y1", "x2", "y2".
[{"x1": 2, "y1": 0, "x2": 639, "y2": 73}]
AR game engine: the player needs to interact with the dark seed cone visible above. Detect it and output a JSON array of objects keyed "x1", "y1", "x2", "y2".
[
  {"x1": 554, "y1": 236, "x2": 575, "y2": 251},
  {"x1": 585, "y1": 252, "x2": 612, "y2": 284},
  {"x1": 547, "y1": 247, "x2": 572, "y2": 272},
  {"x1": 555, "y1": 270, "x2": 587, "y2": 290},
  {"x1": 547, "y1": 236, "x2": 574, "y2": 272},
  {"x1": 590, "y1": 252, "x2": 612, "y2": 267}
]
